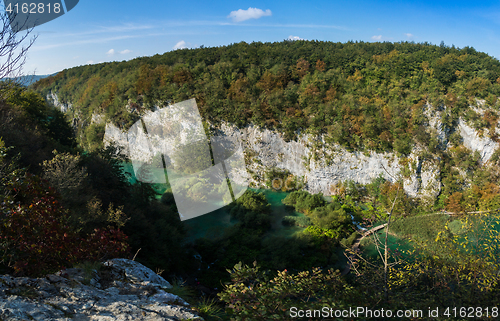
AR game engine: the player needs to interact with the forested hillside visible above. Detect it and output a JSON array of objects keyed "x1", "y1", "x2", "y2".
[
  {"x1": 32, "y1": 40, "x2": 500, "y2": 153},
  {"x1": 11, "y1": 40, "x2": 500, "y2": 319}
]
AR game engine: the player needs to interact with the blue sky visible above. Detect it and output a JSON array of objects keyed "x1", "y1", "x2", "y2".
[{"x1": 6, "y1": 0, "x2": 500, "y2": 75}]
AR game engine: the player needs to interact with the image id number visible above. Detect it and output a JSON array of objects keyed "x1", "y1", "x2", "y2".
[{"x1": 5, "y1": 2, "x2": 61, "y2": 14}]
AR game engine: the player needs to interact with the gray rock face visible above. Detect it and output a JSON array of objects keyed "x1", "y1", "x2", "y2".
[
  {"x1": 91, "y1": 113, "x2": 105, "y2": 125},
  {"x1": 458, "y1": 118, "x2": 498, "y2": 164},
  {"x1": 217, "y1": 122, "x2": 442, "y2": 199},
  {"x1": 47, "y1": 91, "x2": 72, "y2": 113},
  {"x1": 0, "y1": 259, "x2": 201, "y2": 321},
  {"x1": 424, "y1": 103, "x2": 448, "y2": 145},
  {"x1": 50, "y1": 92, "x2": 497, "y2": 199},
  {"x1": 103, "y1": 119, "x2": 441, "y2": 198},
  {"x1": 103, "y1": 258, "x2": 172, "y2": 289}
]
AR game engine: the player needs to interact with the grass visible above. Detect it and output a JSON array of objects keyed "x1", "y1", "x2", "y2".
[
  {"x1": 73, "y1": 261, "x2": 103, "y2": 285},
  {"x1": 164, "y1": 278, "x2": 196, "y2": 303},
  {"x1": 194, "y1": 296, "x2": 225, "y2": 320},
  {"x1": 389, "y1": 214, "x2": 449, "y2": 243}
]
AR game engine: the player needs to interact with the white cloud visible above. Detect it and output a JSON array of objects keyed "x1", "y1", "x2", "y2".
[
  {"x1": 31, "y1": 35, "x2": 137, "y2": 52},
  {"x1": 173, "y1": 40, "x2": 188, "y2": 50},
  {"x1": 106, "y1": 49, "x2": 115, "y2": 56},
  {"x1": 86, "y1": 60, "x2": 94, "y2": 65},
  {"x1": 120, "y1": 49, "x2": 132, "y2": 54},
  {"x1": 288, "y1": 35, "x2": 305, "y2": 41},
  {"x1": 228, "y1": 7, "x2": 272, "y2": 22},
  {"x1": 404, "y1": 33, "x2": 414, "y2": 39},
  {"x1": 371, "y1": 35, "x2": 382, "y2": 41}
]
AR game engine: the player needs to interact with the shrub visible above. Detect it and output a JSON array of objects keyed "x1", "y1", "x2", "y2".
[
  {"x1": 229, "y1": 190, "x2": 272, "y2": 230},
  {"x1": 303, "y1": 226, "x2": 340, "y2": 246},
  {"x1": 0, "y1": 173, "x2": 129, "y2": 276},
  {"x1": 42, "y1": 151, "x2": 129, "y2": 233},
  {"x1": 340, "y1": 231, "x2": 360, "y2": 248},
  {"x1": 310, "y1": 203, "x2": 352, "y2": 230},
  {"x1": 218, "y1": 261, "x2": 352, "y2": 320},
  {"x1": 166, "y1": 278, "x2": 196, "y2": 303},
  {"x1": 281, "y1": 215, "x2": 311, "y2": 227},
  {"x1": 194, "y1": 297, "x2": 224, "y2": 320},
  {"x1": 282, "y1": 190, "x2": 326, "y2": 214}
]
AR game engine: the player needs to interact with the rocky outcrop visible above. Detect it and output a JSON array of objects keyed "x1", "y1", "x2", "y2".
[
  {"x1": 47, "y1": 91, "x2": 72, "y2": 113},
  {"x1": 0, "y1": 259, "x2": 202, "y2": 321},
  {"x1": 219, "y1": 122, "x2": 442, "y2": 199},
  {"x1": 91, "y1": 113, "x2": 105, "y2": 125},
  {"x1": 458, "y1": 118, "x2": 498, "y2": 164}
]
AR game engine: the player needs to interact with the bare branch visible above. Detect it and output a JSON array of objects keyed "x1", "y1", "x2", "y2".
[{"x1": 0, "y1": 9, "x2": 37, "y2": 87}]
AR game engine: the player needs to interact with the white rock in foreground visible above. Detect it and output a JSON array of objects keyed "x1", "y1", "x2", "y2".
[
  {"x1": 103, "y1": 258, "x2": 173, "y2": 289},
  {"x1": 0, "y1": 259, "x2": 201, "y2": 321}
]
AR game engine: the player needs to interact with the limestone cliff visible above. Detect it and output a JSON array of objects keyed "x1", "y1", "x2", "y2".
[
  {"x1": 50, "y1": 93, "x2": 500, "y2": 200},
  {"x1": 103, "y1": 112, "x2": 442, "y2": 200}
]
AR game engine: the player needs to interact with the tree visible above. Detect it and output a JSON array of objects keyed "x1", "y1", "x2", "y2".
[
  {"x1": 0, "y1": 10, "x2": 37, "y2": 86},
  {"x1": 218, "y1": 261, "x2": 354, "y2": 320},
  {"x1": 344, "y1": 167, "x2": 402, "y2": 304},
  {"x1": 434, "y1": 211, "x2": 500, "y2": 292},
  {"x1": 42, "y1": 151, "x2": 129, "y2": 233}
]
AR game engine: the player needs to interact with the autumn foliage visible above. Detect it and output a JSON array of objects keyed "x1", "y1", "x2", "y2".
[{"x1": 0, "y1": 173, "x2": 129, "y2": 276}]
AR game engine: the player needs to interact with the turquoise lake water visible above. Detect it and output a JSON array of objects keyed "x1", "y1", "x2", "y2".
[
  {"x1": 362, "y1": 230, "x2": 414, "y2": 261},
  {"x1": 121, "y1": 162, "x2": 307, "y2": 242},
  {"x1": 121, "y1": 162, "x2": 414, "y2": 257},
  {"x1": 182, "y1": 188, "x2": 308, "y2": 242}
]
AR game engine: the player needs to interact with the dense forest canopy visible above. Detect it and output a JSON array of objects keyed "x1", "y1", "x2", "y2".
[{"x1": 32, "y1": 40, "x2": 500, "y2": 154}]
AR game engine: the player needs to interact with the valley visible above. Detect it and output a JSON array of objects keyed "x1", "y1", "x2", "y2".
[{"x1": 1, "y1": 40, "x2": 500, "y2": 319}]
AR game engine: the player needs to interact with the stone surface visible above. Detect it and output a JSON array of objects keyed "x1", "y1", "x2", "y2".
[
  {"x1": 102, "y1": 115, "x2": 442, "y2": 198},
  {"x1": 47, "y1": 91, "x2": 72, "y2": 113},
  {"x1": 218, "y1": 122, "x2": 443, "y2": 199},
  {"x1": 458, "y1": 118, "x2": 498, "y2": 164},
  {"x1": 50, "y1": 92, "x2": 498, "y2": 200},
  {"x1": 0, "y1": 259, "x2": 201, "y2": 321},
  {"x1": 103, "y1": 258, "x2": 172, "y2": 289}
]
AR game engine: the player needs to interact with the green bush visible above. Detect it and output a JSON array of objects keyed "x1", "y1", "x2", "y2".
[
  {"x1": 282, "y1": 190, "x2": 326, "y2": 214},
  {"x1": 228, "y1": 190, "x2": 271, "y2": 230},
  {"x1": 390, "y1": 214, "x2": 448, "y2": 243},
  {"x1": 281, "y1": 215, "x2": 311, "y2": 227},
  {"x1": 340, "y1": 231, "x2": 360, "y2": 248},
  {"x1": 218, "y1": 261, "x2": 353, "y2": 320},
  {"x1": 310, "y1": 203, "x2": 353, "y2": 230}
]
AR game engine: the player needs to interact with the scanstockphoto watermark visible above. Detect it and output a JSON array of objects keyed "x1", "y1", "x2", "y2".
[
  {"x1": 289, "y1": 306, "x2": 424, "y2": 319},
  {"x1": 3, "y1": 0, "x2": 79, "y2": 33}
]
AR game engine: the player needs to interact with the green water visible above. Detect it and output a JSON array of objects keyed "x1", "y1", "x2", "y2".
[
  {"x1": 182, "y1": 188, "x2": 307, "y2": 242},
  {"x1": 256, "y1": 189, "x2": 308, "y2": 238},
  {"x1": 121, "y1": 162, "x2": 165, "y2": 195},
  {"x1": 122, "y1": 161, "x2": 500, "y2": 270},
  {"x1": 361, "y1": 230, "x2": 414, "y2": 260},
  {"x1": 121, "y1": 162, "x2": 411, "y2": 255},
  {"x1": 121, "y1": 162, "x2": 307, "y2": 241}
]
